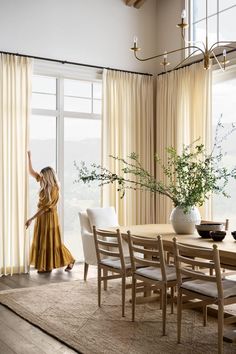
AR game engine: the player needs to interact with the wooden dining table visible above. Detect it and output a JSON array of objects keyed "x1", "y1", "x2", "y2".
[{"x1": 105, "y1": 223, "x2": 236, "y2": 270}]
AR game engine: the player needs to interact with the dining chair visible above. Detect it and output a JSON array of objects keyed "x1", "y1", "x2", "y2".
[
  {"x1": 79, "y1": 211, "x2": 97, "y2": 281},
  {"x1": 93, "y1": 226, "x2": 132, "y2": 317},
  {"x1": 127, "y1": 232, "x2": 177, "y2": 336},
  {"x1": 79, "y1": 207, "x2": 123, "y2": 281},
  {"x1": 173, "y1": 237, "x2": 236, "y2": 354}
]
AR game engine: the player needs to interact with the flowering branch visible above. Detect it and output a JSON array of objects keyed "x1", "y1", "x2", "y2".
[{"x1": 74, "y1": 118, "x2": 236, "y2": 213}]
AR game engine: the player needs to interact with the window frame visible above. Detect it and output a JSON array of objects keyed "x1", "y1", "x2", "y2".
[
  {"x1": 188, "y1": 0, "x2": 236, "y2": 53},
  {"x1": 31, "y1": 61, "x2": 102, "y2": 238},
  {"x1": 212, "y1": 64, "x2": 236, "y2": 224}
]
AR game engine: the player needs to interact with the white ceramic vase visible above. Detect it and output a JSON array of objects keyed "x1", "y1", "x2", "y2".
[{"x1": 170, "y1": 206, "x2": 201, "y2": 234}]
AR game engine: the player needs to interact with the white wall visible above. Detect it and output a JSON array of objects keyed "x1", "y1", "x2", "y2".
[
  {"x1": 0, "y1": 0, "x2": 159, "y2": 74},
  {"x1": 156, "y1": 0, "x2": 186, "y2": 74}
]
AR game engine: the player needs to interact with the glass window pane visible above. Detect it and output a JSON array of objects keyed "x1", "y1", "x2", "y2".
[
  {"x1": 32, "y1": 75, "x2": 56, "y2": 94},
  {"x1": 192, "y1": 0, "x2": 217, "y2": 21},
  {"x1": 32, "y1": 93, "x2": 56, "y2": 110},
  {"x1": 29, "y1": 115, "x2": 57, "y2": 240},
  {"x1": 93, "y1": 99, "x2": 102, "y2": 114},
  {"x1": 212, "y1": 76, "x2": 236, "y2": 230},
  {"x1": 219, "y1": 1, "x2": 236, "y2": 11},
  {"x1": 93, "y1": 83, "x2": 102, "y2": 99},
  {"x1": 192, "y1": 22, "x2": 205, "y2": 51},
  {"x1": 192, "y1": 0, "x2": 206, "y2": 22},
  {"x1": 208, "y1": 0, "x2": 218, "y2": 16},
  {"x1": 64, "y1": 97, "x2": 91, "y2": 113},
  {"x1": 30, "y1": 115, "x2": 57, "y2": 170},
  {"x1": 219, "y1": 7, "x2": 236, "y2": 41},
  {"x1": 192, "y1": 16, "x2": 217, "y2": 50},
  {"x1": 64, "y1": 118, "x2": 101, "y2": 260},
  {"x1": 64, "y1": 79, "x2": 91, "y2": 98},
  {"x1": 207, "y1": 15, "x2": 218, "y2": 47}
]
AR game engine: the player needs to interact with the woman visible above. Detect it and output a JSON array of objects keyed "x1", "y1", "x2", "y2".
[{"x1": 25, "y1": 151, "x2": 75, "y2": 272}]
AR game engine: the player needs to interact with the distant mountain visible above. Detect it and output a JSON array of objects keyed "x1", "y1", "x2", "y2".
[{"x1": 30, "y1": 138, "x2": 101, "y2": 171}]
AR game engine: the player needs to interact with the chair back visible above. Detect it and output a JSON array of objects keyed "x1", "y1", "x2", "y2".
[
  {"x1": 93, "y1": 226, "x2": 125, "y2": 268},
  {"x1": 78, "y1": 207, "x2": 120, "y2": 265},
  {"x1": 79, "y1": 211, "x2": 97, "y2": 265},
  {"x1": 87, "y1": 207, "x2": 119, "y2": 229},
  {"x1": 127, "y1": 232, "x2": 167, "y2": 281},
  {"x1": 172, "y1": 237, "x2": 223, "y2": 298},
  {"x1": 79, "y1": 211, "x2": 92, "y2": 233}
]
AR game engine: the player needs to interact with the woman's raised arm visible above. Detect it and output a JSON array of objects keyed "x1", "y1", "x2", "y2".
[{"x1": 27, "y1": 151, "x2": 39, "y2": 179}]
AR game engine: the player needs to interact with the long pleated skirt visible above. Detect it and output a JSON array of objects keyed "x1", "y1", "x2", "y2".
[{"x1": 30, "y1": 209, "x2": 74, "y2": 271}]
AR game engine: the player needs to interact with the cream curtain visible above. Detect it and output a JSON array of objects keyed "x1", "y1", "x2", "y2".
[
  {"x1": 156, "y1": 62, "x2": 212, "y2": 223},
  {"x1": 102, "y1": 69, "x2": 155, "y2": 226},
  {"x1": 0, "y1": 54, "x2": 32, "y2": 276}
]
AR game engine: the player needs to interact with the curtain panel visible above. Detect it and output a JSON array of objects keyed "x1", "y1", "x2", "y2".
[
  {"x1": 0, "y1": 54, "x2": 32, "y2": 276},
  {"x1": 156, "y1": 62, "x2": 212, "y2": 223},
  {"x1": 102, "y1": 69, "x2": 155, "y2": 226}
]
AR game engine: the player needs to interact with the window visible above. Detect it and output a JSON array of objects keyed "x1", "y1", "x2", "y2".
[
  {"x1": 212, "y1": 68, "x2": 236, "y2": 229},
  {"x1": 30, "y1": 72, "x2": 102, "y2": 261},
  {"x1": 189, "y1": 0, "x2": 236, "y2": 52}
]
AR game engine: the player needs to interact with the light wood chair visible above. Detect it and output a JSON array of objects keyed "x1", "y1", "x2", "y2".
[
  {"x1": 173, "y1": 237, "x2": 236, "y2": 354},
  {"x1": 127, "y1": 232, "x2": 177, "y2": 336},
  {"x1": 93, "y1": 226, "x2": 132, "y2": 317}
]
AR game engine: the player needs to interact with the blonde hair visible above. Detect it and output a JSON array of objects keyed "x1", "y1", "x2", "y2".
[{"x1": 39, "y1": 167, "x2": 59, "y2": 201}]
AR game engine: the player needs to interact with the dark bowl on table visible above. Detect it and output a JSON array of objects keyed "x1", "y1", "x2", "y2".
[
  {"x1": 195, "y1": 222, "x2": 223, "y2": 238},
  {"x1": 210, "y1": 230, "x2": 226, "y2": 242},
  {"x1": 231, "y1": 231, "x2": 236, "y2": 240}
]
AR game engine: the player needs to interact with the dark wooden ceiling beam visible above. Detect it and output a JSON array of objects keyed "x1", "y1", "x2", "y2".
[
  {"x1": 126, "y1": 0, "x2": 137, "y2": 6},
  {"x1": 134, "y1": 0, "x2": 147, "y2": 8},
  {"x1": 125, "y1": 0, "x2": 147, "y2": 8}
]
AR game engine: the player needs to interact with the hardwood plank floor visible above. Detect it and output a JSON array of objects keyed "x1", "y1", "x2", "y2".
[{"x1": 0, "y1": 263, "x2": 97, "y2": 354}]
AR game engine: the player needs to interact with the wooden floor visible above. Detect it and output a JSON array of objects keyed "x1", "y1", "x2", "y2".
[{"x1": 0, "y1": 263, "x2": 97, "y2": 354}]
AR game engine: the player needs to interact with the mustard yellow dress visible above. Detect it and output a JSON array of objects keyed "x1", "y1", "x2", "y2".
[{"x1": 30, "y1": 178, "x2": 75, "y2": 272}]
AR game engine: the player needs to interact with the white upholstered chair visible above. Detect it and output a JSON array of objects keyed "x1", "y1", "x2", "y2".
[{"x1": 79, "y1": 207, "x2": 120, "y2": 280}]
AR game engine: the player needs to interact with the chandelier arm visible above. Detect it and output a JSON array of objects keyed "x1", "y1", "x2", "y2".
[
  {"x1": 209, "y1": 45, "x2": 236, "y2": 59},
  {"x1": 133, "y1": 45, "x2": 204, "y2": 62},
  {"x1": 211, "y1": 50, "x2": 224, "y2": 72},
  {"x1": 209, "y1": 41, "x2": 236, "y2": 52},
  {"x1": 172, "y1": 50, "x2": 201, "y2": 70}
]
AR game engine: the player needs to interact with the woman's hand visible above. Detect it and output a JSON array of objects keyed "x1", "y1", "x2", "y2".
[{"x1": 25, "y1": 218, "x2": 33, "y2": 229}]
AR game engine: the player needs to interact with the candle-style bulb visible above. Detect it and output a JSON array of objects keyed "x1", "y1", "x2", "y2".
[
  {"x1": 131, "y1": 35, "x2": 140, "y2": 52},
  {"x1": 181, "y1": 9, "x2": 186, "y2": 19},
  {"x1": 223, "y1": 49, "x2": 226, "y2": 57},
  {"x1": 163, "y1": 51, "x2": 167, "y2": 59}
]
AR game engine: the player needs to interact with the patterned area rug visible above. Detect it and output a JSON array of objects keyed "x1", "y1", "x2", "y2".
[{"x1": 0, "y1": 279, "x2": 235, "y2": 354}]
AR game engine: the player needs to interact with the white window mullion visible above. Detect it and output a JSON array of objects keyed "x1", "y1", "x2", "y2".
[
  {"x1": 57, "y1": 78, "x2": 65, "y2": 239},
  {"x1": 63, "y1": 111, "x2": 101, "y2": 120},
  {"x1": 32, "y1": 108, "x2": 58, "y2": 116}
]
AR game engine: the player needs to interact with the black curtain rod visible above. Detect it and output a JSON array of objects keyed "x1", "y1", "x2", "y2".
[
  {"x1": 0, "y1": 50, "x2": 152, "y2": 77},
  {"x1": 158, "y1": 47, "x2": 236, "y2": 76}
]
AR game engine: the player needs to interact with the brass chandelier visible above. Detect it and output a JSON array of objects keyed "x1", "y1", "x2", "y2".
[{"x1": 131, "y1": 0, "x2": 236, "y2": 72}]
